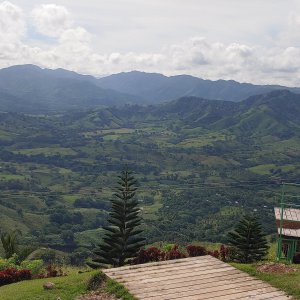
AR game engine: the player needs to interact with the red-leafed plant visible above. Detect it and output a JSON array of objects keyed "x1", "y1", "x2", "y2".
[
  {"x1": 208, "y1": 250, "x2": 220, "y2": 258},
  {"x1": 165, "y1": 245, "x2": 186, "y2": 260},
  {"x1": 186, "y1": 245, "x2": 207, "y2": 257},
  {"x1": 0, "y1": 268, "x2": 31, "y2": 286},
  {"x1": 219, "y1": 244, "x2": 232, "y2": 261},
  {"x1": 132, "y1": 247, "x2": 165, "y2": 264}
]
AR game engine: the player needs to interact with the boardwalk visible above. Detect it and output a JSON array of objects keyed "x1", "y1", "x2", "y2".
[{"x1": 104, "y1": 255, "x2": 290, "y2": 300}]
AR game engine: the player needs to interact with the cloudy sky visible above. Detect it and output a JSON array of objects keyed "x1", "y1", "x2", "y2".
[{"x1": 1, "y1": 0, "x2": 300, "y2": 85}]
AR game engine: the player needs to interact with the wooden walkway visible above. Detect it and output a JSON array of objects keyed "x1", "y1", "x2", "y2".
[{"x1": 104, "y1": 255, "x2": 290, "y2": 300}]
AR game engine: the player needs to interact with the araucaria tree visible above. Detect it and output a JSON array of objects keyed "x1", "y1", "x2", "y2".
[
  {"x1": 227, "y1": 215, "x2": 269, "y2": 263},
  {"x1": 91, "y1": 169, "x2": 145, "y2": 267}
]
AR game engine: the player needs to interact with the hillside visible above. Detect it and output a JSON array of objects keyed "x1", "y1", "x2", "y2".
[{"x1": 0, "y1": 90, "x2": 299, "y2": 253}]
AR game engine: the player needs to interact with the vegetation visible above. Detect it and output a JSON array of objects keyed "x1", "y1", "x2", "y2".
[
  {"x1": 0, "y1": 90, "x2": 299, "y2": 255},
  {"x1": 0, "y1": 268, "x2": 97, "y2": 300},
  {"x1": 233, "y1": 263, "x2": 300, "y2": 299},
  {"x1": 227, "y1": 215, "x2": 269, "y2": 263},
  {"x1": 91, "y1": 169, "x2": 145, "y2": 267},
  {"x1": 0, "y1": 230, "x2": 21, "y2": 258}
]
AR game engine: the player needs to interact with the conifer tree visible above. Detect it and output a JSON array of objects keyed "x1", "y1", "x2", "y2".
[
  {"x1": 227, "y1": 215, "x2": 269, "y2": 263},
  {"x1": 91, "y1": 169, "x2": 145, "y2": 267}
]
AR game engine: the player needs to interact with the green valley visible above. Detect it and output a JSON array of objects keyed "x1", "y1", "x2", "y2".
[{"x1": 0, "y1": 90, "x2": 300, "y2": 259}]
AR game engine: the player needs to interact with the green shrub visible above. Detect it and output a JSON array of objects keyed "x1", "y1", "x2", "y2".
[
  {"x1": 0, "y1": 255, "x2": 43, "y2": 276},
  {"x1": 0, "y1": 254, "x2": 18, "y2": 270},
  {"x1": 20, "y1": 259, "x2": 43, "y2": 276},
  {"x1": 87, "y1": 271, "x2": 106, "y2": 290}
]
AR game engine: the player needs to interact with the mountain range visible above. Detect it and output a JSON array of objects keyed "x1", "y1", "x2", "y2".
[{"x1": 1, "y1": 64, "x2": 300, "y2": 114}]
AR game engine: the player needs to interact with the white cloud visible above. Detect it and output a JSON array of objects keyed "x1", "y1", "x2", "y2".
[
  {"x1": 1, "y1": 1, "x2": 300, "y2": 86},
  {"x1": 0, "y1": 1, "x2": 25, "y2": 42},
  {"x1": 31, "y1": 4, "x2": 72, "y2": 37}
]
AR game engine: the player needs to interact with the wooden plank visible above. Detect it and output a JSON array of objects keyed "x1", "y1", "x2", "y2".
[
  {"x1": 126, "y1": 271, "x2": 251, "y2": 293},
  {"x1": 239, "y1": 291, "x2": 289, "y2": 299},
  {"x1": 134, "y1": 276, "x2": 261, "y2": 298},
  {"x1": 115, "y1": 266, "x2": 235, "y2": 284},
  {"x1": 168, "y1": 285, "x2": 286, "y2": 300},
  {"x1": 103, "y1": 256, "x2": 289, "y2": 300},
  {"x1": 105, "y1": 257, "x2": 221, "y2": 276},
  {"x1": 104, "y1": 255, "x2": 214, "y2": 273},
  {"x1": 139, "y1": 281, "x2": 271, "y2": 300},
  {"x1": 108, "y1": 261, "x2": 234, "y2": 281}
]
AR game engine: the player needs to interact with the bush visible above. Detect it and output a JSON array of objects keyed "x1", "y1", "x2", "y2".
[
  {"x1": 133, "y1": 247, "x2": 165, "y2": 264},
  {"x1": 20, "y1": 259, "x2": 43, "y2": 276},
  {"x1": 0, "y1": 255, "x2": 43, "y2": 276},
  {"x1": 165, "y1": 245, "x2": 186, "y2": 260},
  {"x1": 208, "y1": 250, "x2": 220, "y2": 258},
  {"x1": 0, "y1": 268, "x2": 31, "y2": 286},
  {"x1": 293, "y1": 253, "x2": 300, "y2": 264},
  {"x1": 37, "y1": 263, "x2": 66, "y2": 278},
  {"x1": 219, "y1": 245, "x2": 233, "y2": 262},
  {"x1": 87, "y1": 272, "x2": 106, "y2": 290},
  {"x1": 0, "y1": 255, "x2": 18, "y2": 270},
  {"x1": 186, "y1": 245, "x2": 207, "y2": 257}
]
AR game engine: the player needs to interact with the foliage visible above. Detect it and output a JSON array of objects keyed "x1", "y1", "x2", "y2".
[
  {"x1": 0, "y1": 268, "x2": 99, "y2": 300},
  {"x1": 0, "y1": 230, "x2": 21, "y2": 259},
  {"x1": 1, "y1": 91, "x2": 300, "y2": 251},
  {"x1": 186, "y1": 245, "x2": 207, "y2": 257},
  {"x1": 37, "y1": 263, "x2": 66, "y2": 278},
  {"x1": 19, "y1": 260, "x2": 43, "y2": 276},
  {"x1": 219, "y1": 244, "x2": 233, "y2": 262},
  {"x1": 86, "y1": 271, "x2": 106, "y2": 290},
  {"x1": 0, "y1": 255, "x2": 43, "y2": 276},
  {"x1": 227, "y1": 215, "x2": 269, "y2": 263},
  {"x1": 232, "y1": 263, "x2": 300, "y2": 299},
  {"x1": 105, "y1": 278, "x2": 139, "y2": 300},
  {"x1": 294, "y1": 254, "x2": 300, "y2": 264},
  {"x1": 91, "y1": 169, "x2": 145, "y2": 267},
  {"x1": 164, "y1": 245, "x2": 186, "y2": 260},
  {"x1": 0, "y1": 268, "x2": 31, "y2": 286},
  {"x1": 132, "y1": 247, "x2": 165, "y2": 264}
]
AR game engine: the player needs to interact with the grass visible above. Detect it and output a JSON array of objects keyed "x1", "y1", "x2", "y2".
[
  {"x1": 0, "y1": 268, "x2": 138, "y2": 300},
  {"x1": 232, "y1": 262, "x2": 300, "y2": 299},
  {"x1": 105, "y1": 278, "x2": 138, "y2": 300},
  {"x1": 13, "y1": 147, "x2": 77, "y2": 156},
  {"x1": 0, "y1": 269, "x2": 98, "y2": 300}
]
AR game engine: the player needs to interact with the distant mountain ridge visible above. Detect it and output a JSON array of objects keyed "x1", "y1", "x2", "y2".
[
  {"x1": 0, "y1": 64, "x2": 300, "y2": 114},
  {"x1": 0, "y1": 65, "x2": 138, "y2": 114},
  {"x1": 97, "y1": 70, "x2": 300, "y2": 103}
]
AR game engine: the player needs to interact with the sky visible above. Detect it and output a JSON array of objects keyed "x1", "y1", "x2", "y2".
[{"x1": 1, "y1": 0, "x2": 300, "y2": 86}]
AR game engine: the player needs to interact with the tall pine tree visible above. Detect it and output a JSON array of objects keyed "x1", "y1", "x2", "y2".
[
  {"x1": 91, "y1": 169, "x2": 145, "y2": 267},
  {"x1": 227, "y1": 215, "x2": 269, "y2": 263}
]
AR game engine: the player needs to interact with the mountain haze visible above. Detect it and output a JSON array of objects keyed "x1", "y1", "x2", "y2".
[
  {"x1": 0, "y1": 64, "x2": 300, "y2": 115},
  {"x1": 0, "y1": 65, "x2": 138, "y2": 114},
  {"x1": 97, "y1": 71, "x2": 300, "y2": 103}
]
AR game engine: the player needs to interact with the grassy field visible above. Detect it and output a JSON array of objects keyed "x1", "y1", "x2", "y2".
[
  {"x1": 0, "y1": 268, "x2": 137, "y2": 300},
  {"x1": 232, "y1": 263, "x2": 300, "y2": 299},
  {"x1": 0, "y1": 269, "x2": 97, "y2": 300}
]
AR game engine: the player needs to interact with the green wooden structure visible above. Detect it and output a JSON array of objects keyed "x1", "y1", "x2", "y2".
[{"x1": 275, "y1": 185, "x2": 300, "y2": 263}]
